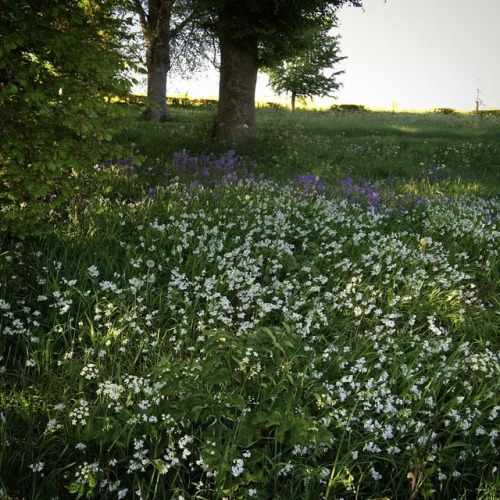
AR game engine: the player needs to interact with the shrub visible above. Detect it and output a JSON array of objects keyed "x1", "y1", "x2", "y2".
[
  {"x1": 330, "y1": 104, "x2": 367, "y2": 112},
  {"x1": 257, "y1": 101, "x2": 287, "y2": 109},
  {"x1": 0, "y1": 0, "x2": 133, "y2": 238},
  {"x1": 477, "y1": 109, "x2": 500, "y2": 116},
  {"x1": 433, "y1": 108, "x2": 457, "y2": 115}
]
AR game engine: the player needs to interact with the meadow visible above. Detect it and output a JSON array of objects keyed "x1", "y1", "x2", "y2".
[{"x1": 0, "y1": 108, "x2": 499, "y2": 499}]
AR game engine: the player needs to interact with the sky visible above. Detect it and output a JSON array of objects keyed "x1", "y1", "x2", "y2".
[{"x1": 166, "y1": 0, "x2": 500, "y2": 111}]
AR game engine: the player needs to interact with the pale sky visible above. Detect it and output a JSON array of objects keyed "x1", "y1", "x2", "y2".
[
  {"x1": 335, "y1": 0, "x2": 500, "y2": 111},
  {"x1": 167, "y1": 0, "x2": 500, "y2": 111}
]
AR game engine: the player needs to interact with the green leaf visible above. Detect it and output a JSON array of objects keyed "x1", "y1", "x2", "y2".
[
  {"x1": 67, "y1": 482, "x2": 84, "y2": 497},
  {"x1": 206, "y1": 367, "x2": 233, "y2": 386}
]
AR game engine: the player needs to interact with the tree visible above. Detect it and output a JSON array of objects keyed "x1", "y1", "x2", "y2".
[
  {"x1": 265, "y1": 19, "x2": 346, "y2": 111},
  {"x1": 130, "y1": 0, "x2": 205, "y2": 121},
  {"x1": 198, "y1": 0, "x2": 362, "y2": 144},
  {"x1": 0, "y1": 0, "x2": 133, "y2": 236}
]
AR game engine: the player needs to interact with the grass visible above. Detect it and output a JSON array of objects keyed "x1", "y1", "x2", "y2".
[
  {"x1": 118, "y1": 107, "x2": 500, "y2": 194},
  {"x1": 0, "y1": 108, "x2": 499, "y2": 499}
]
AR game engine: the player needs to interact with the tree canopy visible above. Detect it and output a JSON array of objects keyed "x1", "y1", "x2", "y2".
[
  {"x1": 265, "y1": 18, "x2": 346, "y2": 110},
  {"x1": 198, "y1": 0, "x2": 360, "y2": 65}
]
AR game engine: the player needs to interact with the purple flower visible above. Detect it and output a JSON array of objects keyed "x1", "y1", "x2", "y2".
[
  {"x1": 336, "y1": 177, "x2": 426, "y2": 214},
  {"x1": 295, "y1": 174, "x2": 324, "y2": 194},
  {"x1": 169, "y1": 150, "x2": 258, "y2": 188}
]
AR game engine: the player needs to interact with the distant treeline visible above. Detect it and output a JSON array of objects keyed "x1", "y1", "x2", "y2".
[
  {"x1": 127, "y1": 95, "x2": 289, "y2": 109},
  {"x1": 127, "y1": 94, "x2": 218, "y2": 108},
  {"x1": 127, "y1": 94, "x2": 500, "y2": 114}
]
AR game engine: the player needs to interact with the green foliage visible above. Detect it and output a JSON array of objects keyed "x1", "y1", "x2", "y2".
[
  {"x1": 330, "y1": 103, "x2": 367, "y2": 112},
  {"x1": 0, "y1": 0, "x2": 133, "y2": 237},
  {"x1": 476, "y1": 109, "x2": 500, "y2": 116},
  {"x1": 434, "y1": 107, "x2": 457, "y2": 115},
  {"x1": 127, "y1": 94, "x2": 218, "y2": 108},
  {"x1": 265, "y1": 18, "x2": 345, "y2": 109},
  {"x1": 199, "y1": 0, "x2": 361, "y2": 67}
]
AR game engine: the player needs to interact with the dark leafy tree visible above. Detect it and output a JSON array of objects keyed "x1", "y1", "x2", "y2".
[
  {"x1": 265, "y1": 18, "x2": 346, "y2": 110},
  {"x1": 197, "y1": 0, "x2": 363, "y2": 144},
  {"x1": 0, "y1": 0, "x2": 133, "y2": 236}
]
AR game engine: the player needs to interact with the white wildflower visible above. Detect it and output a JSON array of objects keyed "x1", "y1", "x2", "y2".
[
  {"x1": 231, "y1": 458, "x2": 244, "y2": 477},
  {"x1": 88, "y1": 265, "x2": 100, "y2": 278}
]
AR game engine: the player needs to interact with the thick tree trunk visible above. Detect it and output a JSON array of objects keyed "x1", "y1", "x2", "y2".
[
  {"x1": 291, "y1": 92, "x2": 296, "y2": 111},
  {"x1": 216, "y1": 35, "x2": 258, "y2": 144},
  {"x1": 143, "y1": 38, "x2": 172, "y2": 122}
]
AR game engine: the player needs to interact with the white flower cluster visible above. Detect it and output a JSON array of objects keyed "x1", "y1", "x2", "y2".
[{"x1": 1, "y1": 180, "x2": 498, "y2": 497}]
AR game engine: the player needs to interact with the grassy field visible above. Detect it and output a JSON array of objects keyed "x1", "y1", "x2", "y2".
[
  {"x1": 0, "y1": 109, "x2": 499, "y2": 499},
  {"x1": 119, "y1": 108, "x2": 500, "y2": 193}
]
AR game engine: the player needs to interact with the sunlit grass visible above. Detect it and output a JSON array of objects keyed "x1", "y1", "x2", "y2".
[{"x1": 118, "y1": 108, "x2": 500, "y2": 197}]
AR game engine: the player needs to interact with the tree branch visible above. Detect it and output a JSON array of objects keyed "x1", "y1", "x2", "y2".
[
  {"x1": 170, "y1": 7, "x2": 198, "y2": 38},
  {"x1": 132, "y1": 0, "x2": 149, "y2": 36}
]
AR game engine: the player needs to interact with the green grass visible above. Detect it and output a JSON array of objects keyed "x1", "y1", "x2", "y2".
[
  {"x1": 118, "y1": 108, "x2": 500, "y2": 195},
  {"x1": 0, "y1": 108, "x2": 499, "y2": 499}
]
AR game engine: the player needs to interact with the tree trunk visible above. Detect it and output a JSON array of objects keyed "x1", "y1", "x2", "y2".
[
  {"x1": 216, "y1": 35, "x2": 258, "y2": 144},
  {"x1": 291, "y1": 92, "x2": 296, "y2": 111},
  {"x1": 143, "y1": 37, "x2": 172, "y2": 122}
]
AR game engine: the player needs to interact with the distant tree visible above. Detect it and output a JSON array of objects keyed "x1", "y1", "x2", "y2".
[
  {"x1": 197, "y1": 0, "x2": 362, "y2": 144},
  {"x1": 0, "y1": 0, "x2": 133, "y2": 236},
  {"x1": 265, "y1": 19, "x2": 345, "y2": 110}
]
